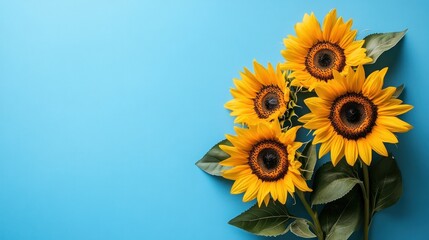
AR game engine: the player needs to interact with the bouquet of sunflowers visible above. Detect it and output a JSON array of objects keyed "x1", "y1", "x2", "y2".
[{"x1": 196, "y1": 9, "x2": 411, "y2": 240}]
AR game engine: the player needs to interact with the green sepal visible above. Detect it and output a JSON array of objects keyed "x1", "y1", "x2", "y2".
[
  {"x1": 311, "y1": 160, "x2": 361, "y2": 205},
  {"x1": 195, "y1": 139, "x2": 232, "y2": 176},
  {"x1": 363, "y1": 29, "x2": 407, "y2": 64},
  {"x1": 289, "y1": 219, "x2": 317, "y2": 238},
  {"x1": 393, "y1": 84, "x2": 404, "y2": 98},
  {"x1": 369, "y1": 154, "x2": 403, "y2": 213}
]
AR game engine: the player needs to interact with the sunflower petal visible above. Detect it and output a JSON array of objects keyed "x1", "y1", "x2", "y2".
[
  {"x1": 367, "y1": 133, "x2": 388, "y2": 156},
  {"x1": 276, "y1": 179, "x2": 287, "y2": 204},
  {"x1": 330, "y1": 135, "x2": 345, "y2": 166},
  {"x1": 378, "y1": 104, "x2": 414, "y2": 116},
  {"x1": 257, "y1": 183, "x2": 269, "y2": 207},
  {"x1": 231, "y1": 174, "x2": 253, "y2": 194},
  {"x1": 344, "y1": 140, "x2": 358, "y2": 166},
  {"x1": 357, "y1": 139, "x2": 372, "y2": 165},
  {"x1": 242, "y1": 178, "x2": 261, "y2": 202},
  {"x1": 291, "y1": 173, "x2": 312, "y2": 192},
  {"x1": 377, "y1": 116, "x2": 413, "y2": 133}
]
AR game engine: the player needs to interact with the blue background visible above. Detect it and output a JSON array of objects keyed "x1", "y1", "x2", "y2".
[{"x1": 0, "y1": 0, "x2": 427, "y2": 239}]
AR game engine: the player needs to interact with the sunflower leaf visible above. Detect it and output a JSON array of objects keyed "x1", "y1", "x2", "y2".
[
  {"x1": 369, "y1": 154, "x2": 402, "y2": 213},
  {"x1": 289, "y1": 219, "x2": 316, "y2": 238},
  {"x1": 298, "y1": 141, "x2": 317, "y2": 180},
  {"x1": 311, "y1": 160, "x2": 361, "y2": 205},
  {"x1": 393, "y1": 84, "x2": 405, "y2": 98},
  {"x1": 195, "y1": 139, "x2": 232, "y2": 176},
  {"x1": 228, "y1": 201, "x2": 293, "y2": 237},
  {"x1": 319, "y1": 187, "x2": 363, "y2": 240},
  {"x1": 363, "y1": 29, "x2": 407, "y2": 64}
]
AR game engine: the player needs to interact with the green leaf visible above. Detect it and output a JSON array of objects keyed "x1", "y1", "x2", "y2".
[
  {"x1": 393, "y1": 84, "x2": 404, "y2": 98},
  {"x1": 298, "y1": 141, "x2": 317, "y2": 180},
  {"x1": 311, "y1": 161, "x2": 361, "y2": 205},
  {"x1": 289, "y1": 219, "x2": 316, "y2": 238},
  {"x1": 195, "y1": 139, "x2": 232, "y2": 176},
  {"x1": 320, "y1": 187, "x2": 363, "y2": 240},
  {"x1": 363, "y1": 29, "x2": 407, "y2": 64},
  {"x1": 228, "y1": 201, "x2": 293, "y2": 237},
  {"x1": 369, "y1": 154, "x2": 403, "y2": 213}
]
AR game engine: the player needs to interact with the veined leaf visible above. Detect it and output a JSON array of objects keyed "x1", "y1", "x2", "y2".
[
  {"x1": 298, "y1": 141, "x2": 317, "y2": 180},
  {"x1": 369, "y1": 154, "x2": 402, "y2": 213},
  {"x1": 311, "y1": 160, "x2": 361, "y2": 205},
  {"x1": 195, "y1": 139, "x2": 232, "y2": 176},
  {"x1": 228, "y1": 201, "x2": 293, "y2": 237},
  {"x1": 363, "y1": 29, "x2": 407, "y2": 64},
  {"x1": 320, "y1": 187, "x2": 363, "y2": 240}
]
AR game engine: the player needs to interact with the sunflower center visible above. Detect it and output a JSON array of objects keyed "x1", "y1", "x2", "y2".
[
  {"x1": 329, "y1": 92, "x2": 378, "y2": 140},
  {"x1": 344, "y1": 103, "x2": 362, "y2": 123},
  {"x1": 259, "y1": 148, "x2": 279, "y2": 170},
  {"x1": 254, "y1": 85, "x2": 285, "y2": 119},
  {"x1": 264, "y1": 96, "x2": 279, "y2": 111},
  {"x1": 305, "y1": 42, "x2": 346, "y2": 81},
  {"x1": 317, "y1": 52, "x2": 333, "y2": 68},
  {"x1": 248, "y1": 140, "x2": 289, "y2": 182}
]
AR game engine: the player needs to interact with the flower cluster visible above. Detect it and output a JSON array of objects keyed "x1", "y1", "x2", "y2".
[{"x1": 197, "y1": 9, "x2": 411, "y2": 240}]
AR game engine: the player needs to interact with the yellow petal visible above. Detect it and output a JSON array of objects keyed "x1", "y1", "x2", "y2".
[
  {"x1": 304, "y1": 97, "x2": 331, "y2": 116},
  {"x1": 231, "y1": 174, "x2": 253, "y2": 194},
  {"x1": 377, "y1": 116, "x2": 413, "y2": 133},
  {"x1": 276, "y1": 179, "x2": 287, "y2": 204},
  {"x1": 322, "y1": 9, "x2": 337, "y2": 40},
  {"x1": 243, "y1": 178, "x2": 261, "y2": 202},
  {"x1": 283, "y1": 126, "x2": 301, "y2": 144},
  {"x1": 331, "y1": 135, "x2": 345, "y2": 166},
  {"x1": 344, "y1": 140, "x2": 358, "y2": 166},
  {"x1": 222, "y1": 165, "x2": 251, "y2": 179},
  {"x1": 299, "y1": 113, "x2": 315, "y2": 123},
  {"x1": 313, "y1": 126, "x2": 334, "y2": 144},
  {"x1": 357, "y1": 138, "x2": 372, "y2": 165},
  {"x1": 351, "y1": 65, "x2": 365, "y2": 92},
  {"x1": 367, "y1": 133, "x2": 388, "y2": 156},
  {"x1": 378, "y1": 104, "x2": 414, "y2": 116},
  {"x1": 371, "y1": 126, "x2": 398, "y2": 144},
  {"x1": 291, "y1": 173, "x2": 312, "y2": 192},
  {"x1": 257, "y1": 183, "x2": 269, "y2": 207},
  {"x1": 263, "y1": 194, "x2": 271, "y2": 206},
  {"x1": 319, "y1": 136, "x2": 334, "y2": 159}
]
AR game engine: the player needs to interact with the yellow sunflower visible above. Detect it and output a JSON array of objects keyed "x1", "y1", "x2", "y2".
[
  {"x1": 281, "y1": 9, "x2": 372, "y2": 90},
  {"x1": 299, "y1": 65, "x2": 413, "y2": 166},
  {"x1": 220, "y1": 122, "x2": 311, "y2": 207},
  {"x1": 225, "y1": 61, "x2": 290, "y2": 126}
]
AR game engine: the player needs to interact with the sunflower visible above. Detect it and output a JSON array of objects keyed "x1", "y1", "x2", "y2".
[
  {"x1": 225, "y1": 61, "x2": 290, "y2": 126},
  {"x1": 220, "y1": 122, "x2": 311, "y2": 207},
  {"x1": 299, "y1": 65, "x2": 413, "y2": 166},
  {"x1": 281, "y1": 9, "x2": 372, "y2": 90}
]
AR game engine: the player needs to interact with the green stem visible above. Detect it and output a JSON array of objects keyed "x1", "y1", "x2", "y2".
[
  {"x1": 362, "y1": 163, "x2": 371, "y2": 240},
  {"x1": 296, "y1": 190, "x2": 324, "y2": 240}
]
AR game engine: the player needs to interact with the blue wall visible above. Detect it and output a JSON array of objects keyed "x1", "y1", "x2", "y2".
[{"x1": 0, "y1": 0, "x2": 427, "y2": 239}]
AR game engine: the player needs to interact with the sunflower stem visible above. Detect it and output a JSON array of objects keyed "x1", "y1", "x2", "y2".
[
  {"x1": 296, "y1": 190, "x2": 324, "y2": 240},
  {"x1": 362, "y1": 163, "x2": 371, "y2": 240}
]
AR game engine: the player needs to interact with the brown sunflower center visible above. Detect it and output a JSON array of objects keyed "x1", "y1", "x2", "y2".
[
  {"x1": 329, "y1": 92, "x2": 378, "y2": 140},
  {"x1": 305, "y1": 42, "x2": 346, "y2": 81},
  {"x1": 254, "y1": 85, "x2": 285, "y2": 119},
  {"x1": 248, "y1": 140, "x2": 289, "y2": 181}
]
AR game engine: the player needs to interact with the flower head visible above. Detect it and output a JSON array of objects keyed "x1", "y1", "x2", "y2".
[
  {"x1": 281, "y1": 9, "x2": 372, "y2": 90},
  {"x1": 299, "y1": 65, "x2": 413, "y2": 166},
  {"x1": 220, "y1": 122, "x2": 311, "y2": 207},
  {"x1": 225, "y1": 61, "x2": 290, "y2": 126}
]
